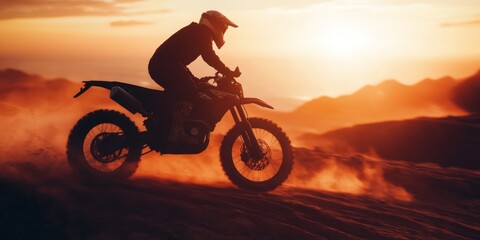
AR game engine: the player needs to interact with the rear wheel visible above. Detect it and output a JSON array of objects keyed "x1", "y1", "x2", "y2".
[
  {"x1": 220, "y1": 118, "x2": 294, "y2": 191},
  {"x1": 67, "y1": 109, "x2": 142, "y2": 180}
]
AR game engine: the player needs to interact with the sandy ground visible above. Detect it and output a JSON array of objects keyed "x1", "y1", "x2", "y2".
[{"x1": 1, "y1": 149, "x2": 478, "y2": 240}]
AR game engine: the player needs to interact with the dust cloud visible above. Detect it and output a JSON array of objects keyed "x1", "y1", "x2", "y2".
[{"x1": 1, "y1": 68, "x2": 412, "y2": 201}]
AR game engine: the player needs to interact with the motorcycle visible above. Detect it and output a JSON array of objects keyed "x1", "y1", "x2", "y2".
[{"x1": 67, "y1": 67, "x2": 293, "y2": 191}]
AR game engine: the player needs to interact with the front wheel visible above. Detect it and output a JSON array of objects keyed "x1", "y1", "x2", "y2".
[
  {"x1": 66, "y1": 109, "x2": 142, "y2": 180},
  {"x1": 220, "y1": 118, "x2": 294, "y2": 191}
]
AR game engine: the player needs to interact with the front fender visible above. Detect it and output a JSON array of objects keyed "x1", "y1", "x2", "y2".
[{"x1": 240, "y1": 97, "x2": 274, "y2": 109}]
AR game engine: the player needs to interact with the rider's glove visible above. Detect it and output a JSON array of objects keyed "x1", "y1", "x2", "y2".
[{"x1": 222, "y1": 67, "x2": 241, "y2": 78}]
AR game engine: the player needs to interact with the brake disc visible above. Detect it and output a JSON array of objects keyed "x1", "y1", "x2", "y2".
[
  {"x1": 90, "y1": 133, "x2": 124, "y2": 163},
  {"x1": 240, "y1": 139, "x2": 272, "y2": 171}
]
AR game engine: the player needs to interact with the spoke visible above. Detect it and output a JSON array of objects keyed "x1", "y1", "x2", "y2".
[
  {"x1": 267, "y1": 134, "x2": 277, "y2": 147},
  {"x1": 256, "y1": 129, "x2": 267, "y2": 140},
  {"x1": 240, "y1": 165, "x2": 250, "y2": 176},
  {"x1": 258, "y1": 129, "x2": 266, "y2": 140},
  {"x1": 272, "y1": 162, "x2": 281, "y2": 174},
  {"x1": 269, "y1": 141, "x2": 280, "y2": 149},
  {"x1": 86, "y1": 131, "x2": 94, "y2": 142},
  {"x1": 82, "y1": 123, "x2": 128, "y2": 173},
  {"x1": 262, "y1": 170, "x2": 271, "y2": 181},
  {"x1": 107, "y1": 124, "x2": 113, "y2": 133},
  {"x1": 260, "y1": 172, "x2": 266, "y2": 182},
  {"x1": 233, "y1": 128, "x2": 283, "y2": 182},
  {"x1": 269, "y1": 160, "x2": 281, "y2": 169},
  {"x1": 253, "y1": 128, "x2": 259, "y2": 140},
  {"x1": 112, "y1": 125, "x2": 121, "y2": 133},
  {"x1": 267, "y1": 164, "x2": 278, "y2": 177},
  {"x1": 232, "y1": 157, "x2": 242, "y2": 167},
  {"x1": 233, "y1": 155, "x2": 245, "y2": 165},
  {"x1": 254, "y1": 128, "x2": 259, "y2": 139},
  {"x1": 248, "y1": 169, "x2": 254, "y2": 181},
  {"x1": 109, "y1": 124, "x2": 116, "y2": 132},
  {"x1": 86, "y1": 127, "x2": 99, "y2": 142},
  {"x1": 254, "y1": 130, "x2": 261, "y2": 139},
  {"x1": 242, "y1": 165, "x2": 254, "y2": 179},
  {"x1": 271, "y1": 138, "x2": 280, "y2": 148}
]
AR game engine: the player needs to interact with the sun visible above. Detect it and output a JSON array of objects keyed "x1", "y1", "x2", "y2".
[{"x1": 314, "y1": 23, "x2": 377, "y2": 59}]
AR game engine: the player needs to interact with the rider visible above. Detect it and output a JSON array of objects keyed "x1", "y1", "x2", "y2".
[{"x1": 148, "y1": 10, "x2": 238, "y2": 144}]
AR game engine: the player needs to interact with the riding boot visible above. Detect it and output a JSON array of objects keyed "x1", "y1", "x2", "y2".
[{"x1": 168, "y1": 102, "x2": 198, "y2": 144}]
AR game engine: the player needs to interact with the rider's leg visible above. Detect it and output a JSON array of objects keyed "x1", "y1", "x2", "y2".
[
  {"x1": 165, "y1": 63, "x2": 199, "y2": 144},
  {"x1": 168, "y1": 101, "x2": 197, "y2": 144},
  {"x1": 149, "y1": 60, "x2": 199, "y2": 144}
]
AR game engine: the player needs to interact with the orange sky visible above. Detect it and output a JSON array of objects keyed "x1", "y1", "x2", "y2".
[{"x1": 1, "y1": 0, "x2": 480, "y2": 110}]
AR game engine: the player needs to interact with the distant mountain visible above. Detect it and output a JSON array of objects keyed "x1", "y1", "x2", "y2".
[
  {"x1": 294, "y1": 75, "x2": 464, "y2": 127},
  {"x1": 0, "y1": 68, "x2": 114, "y2": 111},
  {"x1": 301, "y1": 114, "x2": 480, "y2": 170},
  {"x1": 258, "y1": 72, "x2": 480, "y2": 134},
  {"x1": 451, "y1": 69, "x2": 480, "y2": 113}
]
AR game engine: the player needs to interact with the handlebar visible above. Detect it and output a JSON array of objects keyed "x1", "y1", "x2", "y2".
[
  {"x1": 230, "y1": 67, "x2": 241, "y2": 78},
  {"x1": 198, "y1": 76, "x2": 215, "y2": 83},
  {"x1": 197, "y1": 66, "x2": 241, "y2": 85}
]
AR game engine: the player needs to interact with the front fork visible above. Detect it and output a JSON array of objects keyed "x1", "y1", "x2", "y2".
[{"x1": 230, "y1": 105, "x2": 263, "y2": 160}]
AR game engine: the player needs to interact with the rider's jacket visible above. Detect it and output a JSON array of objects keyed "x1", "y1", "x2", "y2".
[{"x1": 149, "y1": 22, "x2": 227, "y2": 73}]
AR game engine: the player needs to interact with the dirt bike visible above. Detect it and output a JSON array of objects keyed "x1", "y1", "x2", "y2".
[{"x1": 67, "y1": 67, "x2": 293, "y2": 191}]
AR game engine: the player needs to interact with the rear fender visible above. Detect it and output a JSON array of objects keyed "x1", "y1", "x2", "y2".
[
  {"x1": 73, "y1": 81, "x2": 149, "y2": 116},
  {"x1": 73, "y1": 81, "x2": 117, "y2": 98}
]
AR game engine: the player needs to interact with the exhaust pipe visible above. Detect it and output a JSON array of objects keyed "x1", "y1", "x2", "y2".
[{"x1": 110, "y1": 86, "x2": 146, "y2": 115}]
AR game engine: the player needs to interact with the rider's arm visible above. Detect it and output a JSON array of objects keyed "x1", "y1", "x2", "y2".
[
  {"x1": 201, "y1": 47, "x2": 228, "y2": 74},
  {"x1": 185, "y1": 66, "x2": 200, "y2": 83},
  {"x1": 197, "y1": 29, "x2": 229, "y2": 74}
]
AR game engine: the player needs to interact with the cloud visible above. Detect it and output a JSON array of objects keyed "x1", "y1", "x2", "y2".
[
  {"x1": 110, "y1": 20, "x2": 151, "y2": 27},
  {"x1": 440, "y1": 19, "x2": 480, "y2": 27},
  {"x1": 0, "y1": 0, "x2": 145, "y2": 20}
]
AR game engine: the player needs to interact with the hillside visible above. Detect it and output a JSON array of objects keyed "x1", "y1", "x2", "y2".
[
  {"x1": 452, "y1": 69, "x2": 480, "y2": 113},
  {"x1": 301, "y1": 114, "x2": 480, "y2": 170}
]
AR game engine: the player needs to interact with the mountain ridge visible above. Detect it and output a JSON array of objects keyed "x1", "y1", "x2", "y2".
[{"x1": 1, "y1": 68, "x2": 478, "y2": 134}]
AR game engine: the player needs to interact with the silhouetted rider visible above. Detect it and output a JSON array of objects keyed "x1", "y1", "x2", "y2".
[{"x1": 148, "y1": 10, "x2": 238, "y2": 144}]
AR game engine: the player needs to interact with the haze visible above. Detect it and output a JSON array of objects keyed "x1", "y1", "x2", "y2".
[{"x1": 1, "y1": 0, "x2": 480, "y2": 110}]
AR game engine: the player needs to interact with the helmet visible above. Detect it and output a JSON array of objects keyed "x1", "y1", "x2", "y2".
[{"x1": 199, "y1": 10, "x2": 238, "y2": 49}]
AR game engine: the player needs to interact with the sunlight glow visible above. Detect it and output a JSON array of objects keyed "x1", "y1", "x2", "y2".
[
  {"x1": 316, "y1": 23, "x2": 377, "y2": 58},
  {"x1": 1, "y1": 0, "x2": 480, "y2": 108}
]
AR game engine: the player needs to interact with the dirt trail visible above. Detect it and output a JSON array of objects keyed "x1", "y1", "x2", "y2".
[{"x1": 1, "y1": 154, "x2": 478, "y2": 240}]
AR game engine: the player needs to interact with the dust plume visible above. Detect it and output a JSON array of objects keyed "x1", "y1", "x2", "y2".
[
  {"x1": 0, "y1": 68, "x2": 417, "y2": 202},
  {"x1": 0, "y1": 69, "x2": 231, "y2": 187},
  {"x1": 135, "y1": 134, "x2": 230, "y2": 185},
  {"x1": 290, "y1": 147, "x2": 412, "y2": 201}
]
